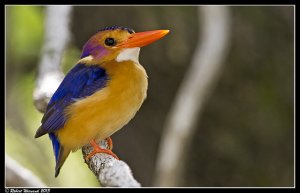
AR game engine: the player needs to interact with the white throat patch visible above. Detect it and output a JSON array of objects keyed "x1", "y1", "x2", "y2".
[{"x1": 116, "y1": 47, "x2": 140, "y2": 64}]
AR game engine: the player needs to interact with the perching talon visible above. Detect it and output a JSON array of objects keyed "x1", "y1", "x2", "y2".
[{"x1": 85, "y1": 139, "x2": 119, "y2": 161}]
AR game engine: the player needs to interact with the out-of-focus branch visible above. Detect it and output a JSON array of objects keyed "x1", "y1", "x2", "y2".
[
  {"x1": 153, "y1": 6, "x2": 231, "y2": 186},
  {"x1": 82, "y1": 140, "x2": 141, "y2": 187},
  {"x1": 33, "y1": 5, "x2": 140, "y2": 187},
  {"x1": 33, "y1": 5, "x2": 72, "y2": 113},
  {"x1": 5, "y1": 155, "x2": 46, "y2": 187}
]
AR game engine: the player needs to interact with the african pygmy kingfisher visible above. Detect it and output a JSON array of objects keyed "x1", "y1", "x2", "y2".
[{"x1": 35, "y1": 26, "x2": 169, "y2": 177}]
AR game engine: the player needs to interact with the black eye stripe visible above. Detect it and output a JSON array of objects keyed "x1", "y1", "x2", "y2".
[{"x1": 105, "y1": 38, "x2": 116, "y2": 46}]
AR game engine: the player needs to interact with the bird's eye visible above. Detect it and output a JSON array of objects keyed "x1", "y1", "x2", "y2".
[{"x1": 105, "y1": 38, "x2": 116, "y2": 46}]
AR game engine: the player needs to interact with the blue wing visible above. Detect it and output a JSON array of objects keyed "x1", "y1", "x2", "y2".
[{"x1": 35, "y1": 63, "x2": 109, "y2": 138}]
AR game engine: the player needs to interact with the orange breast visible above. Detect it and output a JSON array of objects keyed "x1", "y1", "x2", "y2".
[{"x1": 56, "y1": 60, "x2": 148, "y2": 150}]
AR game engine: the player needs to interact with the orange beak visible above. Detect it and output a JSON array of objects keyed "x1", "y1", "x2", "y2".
[{"x1": 117, "y1": 30, "x2": 169, "y2": 48}]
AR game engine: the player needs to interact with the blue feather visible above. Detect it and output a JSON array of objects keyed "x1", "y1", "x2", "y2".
[
  {"x1": 98, "y1": 26, "x2": 135, "y2": 34},
  {"x1": 36, "y1": 63, "x2": 109, "y2": 137},
  {"x1": 49, "y1": 133, "x2": 60, "y2": 163}
]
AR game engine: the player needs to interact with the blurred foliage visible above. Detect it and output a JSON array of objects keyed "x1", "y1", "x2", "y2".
[
  {"x1": 5, "y1": 5, "x2": 294, "y2": 187},
  {"x1": 7, "y1": 6, "x2": 44, "y2": 64}
]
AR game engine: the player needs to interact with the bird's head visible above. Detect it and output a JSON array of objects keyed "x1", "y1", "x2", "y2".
[{"x1": 80, "y1": 26, "x2": 169, "y2": 64}]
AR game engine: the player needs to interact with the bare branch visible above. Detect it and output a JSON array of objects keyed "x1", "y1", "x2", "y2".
[
  {"x1": 33, "y1": 5, "x2": 73, "y2": 113},
  {"x1": 82, "y1": 140, "x2": 141, "y2": 187},
  {"x1": 153, "y1": 6, "x2": 232, "y2": 186},
  {"x1": 5, "y1": 155, "x2": 46, "y2": 187}
]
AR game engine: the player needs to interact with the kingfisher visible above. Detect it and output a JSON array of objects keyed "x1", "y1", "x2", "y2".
[{"x1": 35, "y1": 26, "x2": 169, "y2": 177}]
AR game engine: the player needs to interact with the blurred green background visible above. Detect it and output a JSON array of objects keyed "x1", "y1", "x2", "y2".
[{"x1": 5, "y1": 6, "x2": 294, "y2": 187}]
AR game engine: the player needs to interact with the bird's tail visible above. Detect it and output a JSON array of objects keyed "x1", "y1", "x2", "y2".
[
  {"x1": 49, "y1": 133, "x2": 70, "y2": 177},
  {"x1": 55, "y1": 147, "x2": 70, "y2": 177}
]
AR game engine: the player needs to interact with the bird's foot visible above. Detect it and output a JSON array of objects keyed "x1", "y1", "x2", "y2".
[{"x1": 85, "y1": 139, "x2": 119, "y2": 161}]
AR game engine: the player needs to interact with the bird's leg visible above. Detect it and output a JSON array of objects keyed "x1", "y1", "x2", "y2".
[
  {"x1": 85, "y1": 139, "x2": 119, "y2": 161},
  {"x1": 106, "y1": 137, "x2": 113, "y2": 150}
]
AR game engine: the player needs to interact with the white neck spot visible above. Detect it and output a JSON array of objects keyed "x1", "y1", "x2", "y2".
[
  {"x1": 116, "y1": 48, "x2": 140, "y2": 64},
  {"x1": 78, "y1": 55, "x2": 94, "y2": 63}
]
